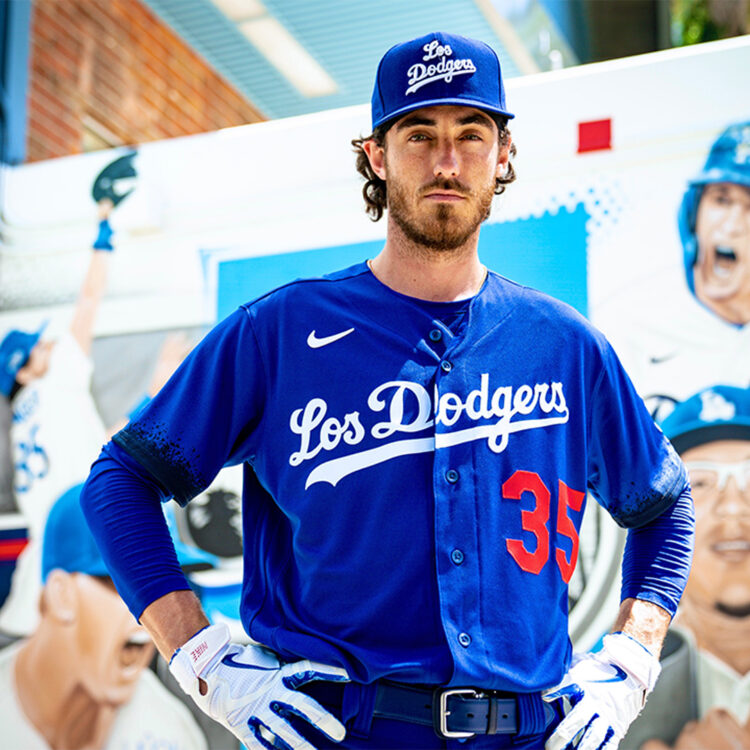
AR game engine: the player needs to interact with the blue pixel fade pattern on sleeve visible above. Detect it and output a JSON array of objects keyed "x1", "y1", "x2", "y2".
[{"x1": 112, "y1": 261, "x2": 687, "y2": 691}]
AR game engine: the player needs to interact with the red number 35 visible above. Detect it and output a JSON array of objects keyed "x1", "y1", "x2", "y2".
[{"x1": 502, "y1": 470, "x2": 585, "y2": 582}]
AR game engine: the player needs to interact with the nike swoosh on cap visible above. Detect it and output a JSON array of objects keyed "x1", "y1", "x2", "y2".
[{"x1": 307, "y1": 328, "x2": 355, "y2": 349}]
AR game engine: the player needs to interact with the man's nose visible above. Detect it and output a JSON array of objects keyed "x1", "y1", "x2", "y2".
[
  {"x1": 715, "y1": 475, "x2": 750, "y2": 517},
  {"x1": 434, "y1": 141, "x2": 459, "y2": 179},
  {"x1": 721, "y1": 203, "x2": 750, "y2": 236}
]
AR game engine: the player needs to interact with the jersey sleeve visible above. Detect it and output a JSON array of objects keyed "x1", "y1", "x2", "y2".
[
  {"x1": 587, "y1": 337, "x2": 688, "y2": 528},
  {"x1": 113, "y1": 307, "x2": 266, "y2": 505}
]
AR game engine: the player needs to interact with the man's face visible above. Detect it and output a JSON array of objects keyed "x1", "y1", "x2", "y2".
[
  {"x1": 375, "y1": 105, "x2": 509, "y2": 251},
  {"x1": 73, "y1": 574, "x2": 155, "y2": 705},
  {"x1": 693, "y1": 182, "x2": 750, "y2": 325},
  {"x1": 681, "y1": 439, "x2": 750, "y2": 617}
]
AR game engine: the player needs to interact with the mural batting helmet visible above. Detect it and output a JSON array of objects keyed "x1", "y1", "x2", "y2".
[{"x1": 678, "y1": 122, "x2": 750, "y2": 293}]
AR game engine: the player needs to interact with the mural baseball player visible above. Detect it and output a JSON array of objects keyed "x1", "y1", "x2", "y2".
[
  {"x1": 0, "y1": 483, "x2": 208, "y2": 750},
  {"x1": 595, "y1": 121, "x2": 750, "y2": 421},
  {"x1": 627, "y1": 385, "x2": 750, "y2": 750},
  {"x1": 81, "y1": 32, "x2": 695, "y2": 750}
]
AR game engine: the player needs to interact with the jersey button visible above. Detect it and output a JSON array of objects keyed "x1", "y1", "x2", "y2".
[
  {"x1": 451, "y1": 548, "x2": 465, "y2": 565},
  {"x1": 458, "y1": 632, "x2": 472, "y2": 647},
  {"x1": 440, "y1": 360, "x2": 453, "y2": 373},
  {"x1": 429, "y1": 329, "x2": 442, "y2": 342},
  {"x1": 445, "y1": 469, "x2": 459, "y2": 484}
]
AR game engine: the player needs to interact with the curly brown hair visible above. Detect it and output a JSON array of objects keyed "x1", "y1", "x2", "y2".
[{"x1": 351, "y1": 115, "x2": 517, "y2": 221}]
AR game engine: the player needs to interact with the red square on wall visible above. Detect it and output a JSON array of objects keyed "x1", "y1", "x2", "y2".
[{"x1": 578, "y1": 119, "x2": 612, "y2": 153}]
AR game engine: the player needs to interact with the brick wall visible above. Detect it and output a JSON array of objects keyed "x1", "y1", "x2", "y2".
[{"x1": 27, "y1": 0, "x2": 264, "y2": 162}]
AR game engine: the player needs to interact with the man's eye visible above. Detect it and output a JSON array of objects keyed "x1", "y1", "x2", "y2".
[
  {"x1": 461, "y1": 133, "x2": 482, "y2": 141},
  {"x1": 708, "y1": 191, "x2": 731, "y2": 206},
  {"x1": 408, "y1": 133, "x2": 429, "y2": 142}
]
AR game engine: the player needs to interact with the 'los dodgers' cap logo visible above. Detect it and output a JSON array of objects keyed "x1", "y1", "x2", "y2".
[
  {"x1": 405, "y1": 39, "x2": 477, "y2": 95},
  {"x1": 371, "y1": 31, "x2": 514, "y2": 130}
]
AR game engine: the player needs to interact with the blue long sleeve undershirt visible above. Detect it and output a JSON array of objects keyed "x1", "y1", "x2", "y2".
[
  {"x1": 81, "y1": 442, "x2": 695, "y2": 625},
  {"x1": 80, "y1": 442, "x2": 192, "y2": 620},
  {"x1": 620, "y1": 484, "x2": 694, "y2": 618}
]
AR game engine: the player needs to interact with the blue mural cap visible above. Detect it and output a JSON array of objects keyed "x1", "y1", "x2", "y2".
[
  {"x1": 42, "y1": 483, "x2": 217, "y2": 582},
  {"x1": 688, "y1": 121, "x2": 750, "y2": 190},
  {"x1": 661, "y1": 385, "x2": 750, "y2": 454},
  {"x1": 42, "y1": 484, "x2": 111, "y2": 581},
  {"x1": 371, "y1": 32, "x2": 514, "y2": 130},
  {"x1": 0, "y1": 322, "x2": 47, "y2": 398}
]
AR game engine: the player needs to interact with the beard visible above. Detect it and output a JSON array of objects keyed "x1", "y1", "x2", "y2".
[{"x1": 387, "y1": 175, "x2": 496, "y2": 252}]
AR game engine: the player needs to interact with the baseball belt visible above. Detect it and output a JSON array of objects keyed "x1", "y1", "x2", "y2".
[
  {"x1": 374, "y1": 682, "x2": 518, "y2": 738},
  {"x1": 302, "y1": 680, "x2": 555, "y2": 739}
]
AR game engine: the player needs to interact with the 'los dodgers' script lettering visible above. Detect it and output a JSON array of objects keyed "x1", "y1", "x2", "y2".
[
  {"x1": 289, "y1": 375, "x2": 569, "y2": 488},
  {"x1": 405, "y1": 39, "x2": 477, "y2": 96}
]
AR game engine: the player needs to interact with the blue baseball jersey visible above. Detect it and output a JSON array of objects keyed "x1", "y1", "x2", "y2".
[{"x1": 113, "y1": 261, "x2": 687, "y2": 691}]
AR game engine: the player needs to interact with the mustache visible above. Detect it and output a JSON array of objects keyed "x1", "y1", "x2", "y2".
[{"x1": 420, "y1": 178, "x2": 472, "y2": 196}]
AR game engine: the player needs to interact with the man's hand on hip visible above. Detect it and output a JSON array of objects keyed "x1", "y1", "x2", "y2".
[
  {"x1": 169, "y1": 623, "x2": 349, "y2": 750},
  {"x1": 543, "y1": 632, "x2": 661, "y2": 750}
]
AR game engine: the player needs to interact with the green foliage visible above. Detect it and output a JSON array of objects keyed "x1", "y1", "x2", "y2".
[{"x1": 671, "y1": 0, "x2": 747, "y2": 46}]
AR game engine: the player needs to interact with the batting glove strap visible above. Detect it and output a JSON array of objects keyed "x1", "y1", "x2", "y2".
[
  {"x1": 169, "y1": 623, "x2": 232, "y2": 690},
  {"x1": 601, "y1": 632, "x2": 661, "y2": 694},
  {"x1": 168, "y1": 623, "x2": 349, "y2": 750},
  {"x1": 542, "y1": 637, "x2": 661, "y2": 750},
  {"x1": 93, "y1": 219, "x2": 114, "y2": 251}
]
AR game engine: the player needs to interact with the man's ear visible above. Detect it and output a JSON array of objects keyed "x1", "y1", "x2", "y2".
[
  {"x1": 496, "y1": 136, "x2": 512, "y2": 179},
  {"x1": 363, "y1": 139, "x2": 387, "y2": 181},
  {"x1": 43, "y1": 569, "x2": 77, "y2": 625}
]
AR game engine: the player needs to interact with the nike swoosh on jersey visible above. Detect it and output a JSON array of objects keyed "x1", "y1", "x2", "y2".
[{"x1": 307, "y1": 328, "x2": 355, "y2": 348}]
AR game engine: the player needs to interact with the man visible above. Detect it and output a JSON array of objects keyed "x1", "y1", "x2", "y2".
[
  {"x1": 679, "y1": 123, "x2": 750, "y2": 327},
  {"x1": 594, "y1": 121, "x2": 750, "y2": 421},
  {"x1": 0, "y1": 196, "x2": 118, "y2": 637},
  {"x1": 81, "y1": 32, "x2": 694, "y2": 750},
  {"x1": 627, "y1": 385, "x2": 750, "y2": 749},
  {"x1": 0, "y1": 483, "x2": 208, "y2": 750}
]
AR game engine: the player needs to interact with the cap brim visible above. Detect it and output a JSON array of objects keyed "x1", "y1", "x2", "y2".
[
  {"x1": 669, "y1": 422, "x2": 750, "y2": 454},
  {"x1": 173, "y1": 537, "x2": 217, "y2": 573},
  {"x1": 374, "y1": 97, "x2": 514, "y2": 129},
  {"x1": 689, "y1": 168, "x2": 750, "y2": 189}
]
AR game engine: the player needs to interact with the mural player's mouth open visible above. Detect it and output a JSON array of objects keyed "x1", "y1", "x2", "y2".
[
  {"x1": 120, "y1": 630, "x2": 152, "y2": 668},
  {"x1": 714, "y1": 245, "x2": 738, "y2": 276}
]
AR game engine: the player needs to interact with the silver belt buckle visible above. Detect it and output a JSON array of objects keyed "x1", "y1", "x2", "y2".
[{"x1": 436, "y1": 688, "x2": 480, "y2": 739}]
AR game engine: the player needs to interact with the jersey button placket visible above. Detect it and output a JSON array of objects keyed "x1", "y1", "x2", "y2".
[
  {"x1": 434, "y1": 352, "x2": 480, "y2": 676},
  {"x1": 445, "y1": 468, "x2": 459, "y2": 484}
]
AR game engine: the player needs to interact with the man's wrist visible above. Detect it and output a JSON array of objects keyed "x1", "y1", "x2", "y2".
[
  {"x1": 139, "y1": 589, "x2": 210, "y2": 660},
  {"x1": 171, "y1": 622, "x2": 230, "y2": 675},
  {"x1": 602, "y1": 631, "x2": 661, "y2": 692}
]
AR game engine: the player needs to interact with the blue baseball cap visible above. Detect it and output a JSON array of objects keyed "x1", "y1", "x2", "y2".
[
  {"x1": 660, "y1": 385, "x2": 750, "y2": 454},
  {"x1": 371, "y1": 32, "x2": 514, "y2": 130},
  {"x1": 42, "y1": 483, "x2": 217, "y2": 582},
  {"x1": 0, "y1": 323, "x2": 47, "y2": 398}
]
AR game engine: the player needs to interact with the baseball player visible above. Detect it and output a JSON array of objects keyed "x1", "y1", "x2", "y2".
[
  {"x1": 80, "y1": 32, "x2": 695, "y2": 750},
  {"x1": 594, "y1": 121, "x2": 750, "y2": 421},
  {"x1": 625, "y1": 385, "x2": 750, "y2": 749},
  {"x1": 680, "y1": 123, "x2": 750, "y2": 327},
  {"x1": 0, "y1": 483, "x2": 208, "y2": 750},
  {"x1": 0, "y1": 198, "x2": 118, "y2": 637}
]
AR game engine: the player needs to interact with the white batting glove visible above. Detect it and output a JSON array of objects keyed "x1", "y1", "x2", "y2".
[
  {"x1": 542, "y1": 632, "x2": 661, "y2": 750},
  {"x1": 169, "y1": 623, "x2": 349, "y2": 750}
]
